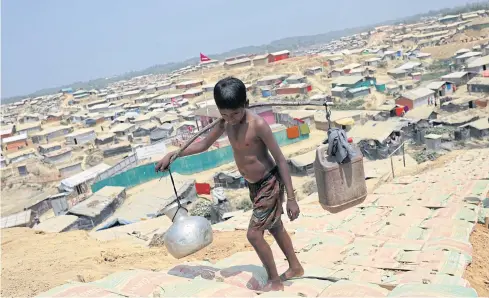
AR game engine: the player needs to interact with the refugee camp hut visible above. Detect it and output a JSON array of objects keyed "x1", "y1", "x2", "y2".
[
  {"x1": 331, "y1": 86, "x2": 349, "y2": 99},
  {"x1": 425, "y1": 81, "x2": 455, "y2": 97},
  {"x1": 57, "y1": 161, "x2": 83, "y2": 178},
  {"x1": 38, "y1": 142, "x2": 62, "y2": 155},
  {"x1": 150, "y1": 123, "x2": 174, "y2": 143},
  {"x1": 34, "y1": 215, "x2": 79, "y2": 233},
  {"x1": 132, "y1": 113, "x2": 153, "y2": 126},
  {"x1": 346, "y1": 86, "x2": 371, "y2": 99},
  {"x1": 404, "y1": 105, "x2": 437, "y2": 129},
  {"x1": 255, "y1": 74, "x2": 288, "y2": 86},
  {"x1": 285, "y1": 75, "x2": 307, "y2": 84},
  {"x1": 59, "y1": 163, "x2": 111, "y2": 194},
  {"x1": 441, "y1": 71, "x2": 477, "y2": 85},
  {"x1": 395, "y1": 87, "x2": 435, "y2": 110},
  {"x1": 252, "y1": 54, "x2": 270, "y2": 66},
  {"x1": 65, "y1": 128, "x2": 96, "y2": 145},
  {"x1": 67, "y1": 186, "x2": 126, "y2": 230},
  {"x1": 43, "y1": 147, "x2": 73, "y2": 164},
  {"x1": 132, "y1": 122, "x2": 157, "y2": 137},
  {"x1": 31, "y1": 125, "x2": 74, "y2": 144},
  {"x1": 6, "y1": 148, "x2": 37, "y2": 164},
  {"x1": 102, "y1": 141, "x2": 133, "y2": 158},
  {"x1": 314, "y1": 110, "x2": 366, "y2": 131},
  {"x1": 275, "y1": 109, "x2": 316, "y2": 126},
  {"x1": 331, "y1": 76, "x2": 366, "y2": 88},
  {"x1": 213, "y1": 171, "x2": 245, "y2": 189},
  {"x1": 425, "y1": 134, "x2": 443, "y2": 152},
  {"x1": 2, "y1": 134, "x2": 29, "y2": 151},
  {"x1": 0, "y1": 210, "x2": 34, "y2": 229},
  {"x1": 95, "y1": 133, "x2": 115, "y2": 146},
  {"x1": 460, "y1": 117, "x2": 489, "y2": 139},
  {"x1": 15, "y1": 121, "x2": 42, "y2": 136},
  {"x1": 304, "y1": 66, "x2": 323, "y2": 75},
  {"x1": 287, "y1": 150, "x2": 316, "y2": 176},
  {"x1": 467, "y1": 76, "x2": 489, "y2": 93},
  {"x1": 347, "y1": 119, "x2": 406, "y2": 160},
  {"x1": 110, "y1": 123, "x2": 136, "y2": 137}
]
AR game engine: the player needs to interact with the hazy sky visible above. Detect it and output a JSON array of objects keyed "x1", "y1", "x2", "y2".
[{"x1": 1, "y1": 0, "x2": 469, "y2": 98}]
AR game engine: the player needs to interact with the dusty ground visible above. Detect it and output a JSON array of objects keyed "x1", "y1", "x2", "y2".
[
  {"x1": 423, "y1": 39, "x2": 489, "y2": 60},
  {"x1": 464, "y1": 224, "x2": 489, "y2": 297},
  {"x1": 0, "y1": 228, "x2": 273, "y2": 297}
]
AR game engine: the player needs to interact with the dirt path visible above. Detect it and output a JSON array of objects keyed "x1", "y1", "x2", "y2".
[
  {"x1": 0, "y1": 228, "x2": 273, "y2": 297},
  {"x1": 463, "y1": 224, "x2": 489, "y2": 297}
]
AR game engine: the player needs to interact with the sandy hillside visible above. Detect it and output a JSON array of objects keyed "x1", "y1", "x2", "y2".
[
  {"x1": 464, "y1": 223, "x2": 489, "y2": 297},
  {"x1": 0, "y1": 228, "x2": 274, "y2": 297}
]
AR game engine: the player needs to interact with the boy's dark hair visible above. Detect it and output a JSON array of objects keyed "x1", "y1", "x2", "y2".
[{"x1": 214, "y1": 77, "x2": 247, "y2": 109}]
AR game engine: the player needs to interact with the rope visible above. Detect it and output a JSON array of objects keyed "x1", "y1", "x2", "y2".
[{"x1": 168, "y1": 167, "x2": 188, "y2": 222}]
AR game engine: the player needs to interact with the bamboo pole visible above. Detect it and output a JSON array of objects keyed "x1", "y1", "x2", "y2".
[{"x1": 168, "y1": 100, "x2": 329, "y2": 165}]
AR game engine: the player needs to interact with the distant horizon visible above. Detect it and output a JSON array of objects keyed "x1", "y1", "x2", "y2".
[{"x1": 0, "y1": 0, "x2": 482, "y2": 100}]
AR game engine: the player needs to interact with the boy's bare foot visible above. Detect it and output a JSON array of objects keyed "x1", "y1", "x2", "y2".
[
  {"x1": 279, "y1": 266, "x2": 304, "y2": 281},
  {"x1": 262, "y1": 279, "x2": 284, "y2": 292}
]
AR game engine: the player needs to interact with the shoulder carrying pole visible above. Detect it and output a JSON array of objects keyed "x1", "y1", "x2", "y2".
[{"x1": 167, "y1": 98, "x2": 333, "y2": 166}]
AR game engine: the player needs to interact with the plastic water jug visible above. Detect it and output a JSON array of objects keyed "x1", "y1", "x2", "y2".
[
  {"x1": 313, "y1": 144, "x2": 367, "y2": 213},
  {"x1": 162, "y1": 200, "x2": 213, "y2": 259}
]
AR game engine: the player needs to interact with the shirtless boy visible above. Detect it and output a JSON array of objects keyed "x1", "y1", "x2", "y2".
[{"x1": 155, "y1": 77, "x2": 304, "y2": 291}]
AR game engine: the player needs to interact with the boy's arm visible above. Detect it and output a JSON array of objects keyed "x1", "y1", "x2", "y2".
[
  {"x1": 176, "y1": 119, "x2": 226, "y2": 157},
  {"x1": 256, "y1": 119, "x2": 295, "y2": 200}
]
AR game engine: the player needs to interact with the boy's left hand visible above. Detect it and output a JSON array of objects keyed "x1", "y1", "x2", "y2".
[{"x1": 286, "y1": 200, "x2": 300, "y2": 221}]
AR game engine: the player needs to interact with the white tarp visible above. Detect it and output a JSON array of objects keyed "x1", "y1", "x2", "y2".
[{"x1": 135, "y1": 140, "x2": 167, "y2": 160}]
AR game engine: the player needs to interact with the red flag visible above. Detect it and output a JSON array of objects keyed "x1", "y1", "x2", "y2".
[{"x1": 200, "y1": 53, "x2": 211, "y2": 62}]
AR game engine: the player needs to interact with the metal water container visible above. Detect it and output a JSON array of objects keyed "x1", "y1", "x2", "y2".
[
  {"x1": 314, "y1": 144, "x2": 367, "y2": 213},
  {"x1": 162, "y1": 199, "x2": 213, "y2": 259}
]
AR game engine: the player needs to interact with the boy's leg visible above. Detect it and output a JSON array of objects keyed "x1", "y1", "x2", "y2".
[
  {"x1": 247, "y1": 228, "x2": 284, "y2": 291},
  {"x1": 269, "y1": 220, "x2": 304, "y2": 281}
]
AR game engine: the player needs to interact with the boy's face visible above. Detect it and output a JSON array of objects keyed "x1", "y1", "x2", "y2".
[{"x1": 219, "y1": 107, "x2": 246, "y2": 125}]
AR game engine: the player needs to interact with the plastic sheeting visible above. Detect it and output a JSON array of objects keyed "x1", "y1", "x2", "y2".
[
  {"x1": 91, "y1": 130, "x2": 309, "y2": 192},
  {"x1": 318, "y1": 280, "x2": 389, "y2": 297},
  {"x1": 387, "y1": 283, "x2": 478, "y2": 297}
]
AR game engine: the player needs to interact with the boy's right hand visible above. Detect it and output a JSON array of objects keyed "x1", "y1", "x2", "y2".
[{"x1": 155, "y1": 152, "x2": 175, "y2": 172}]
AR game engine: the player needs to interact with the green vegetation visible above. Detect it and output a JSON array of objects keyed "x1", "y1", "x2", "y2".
[
  {"x1": 334, "y1": 99, "x2": 365, "y2": 110},
  {"x1": 412, "y1": 151, "x2": 441, "y2": 163},
  {"x1": 425, "y1": 126, "x2": 456, "y2": 135}
]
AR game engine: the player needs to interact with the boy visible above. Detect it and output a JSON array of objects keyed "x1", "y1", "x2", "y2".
[{"x1": 156, "y1": 77, "x2": 303, "y2": 291}]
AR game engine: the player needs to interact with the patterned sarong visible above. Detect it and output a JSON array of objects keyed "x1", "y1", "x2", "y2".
[{"x1": 248, "y1": 166, "x2": 284, "y2": 231}]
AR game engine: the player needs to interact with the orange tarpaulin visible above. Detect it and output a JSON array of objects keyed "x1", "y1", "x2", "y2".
[{"x1": 286, "y1": 126, "x2": 300, "y2": 139}]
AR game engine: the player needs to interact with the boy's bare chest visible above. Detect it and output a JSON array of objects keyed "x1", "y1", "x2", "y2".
[{"x1": 226, "y1": 125, "x2": 260, "y2": 151}]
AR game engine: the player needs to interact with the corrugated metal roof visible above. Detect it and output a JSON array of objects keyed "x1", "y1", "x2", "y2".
[
  {"x1": 461, "y1": 117, "x2": 489, "y2": 130},
  {"x1": 404, "y1": 105, "x2": 435, "y2": 121},
  {"x1": 6, "y1": 148, "x2": 37, "y2": 160},
  {"x1": 467, "y1": 55, "x2": 489, "y2": 68},
  {"x1": 333, "y1": 76, "x2": 364, "y2": 85},
  {"x1": 441, "y1": 71, "x2": 468, "y2": 79},
  {"x1": 34, "y1": 215, "x2": 79, "y2": 233},
  {"x1": 68, "y1": 186, "x2": 125, "y2": 218},
  {"x1": 467, "y1": 76, "x2": 489, "y2": 86},
  {"x1": 110, "y1": 123, "x2": 135, "y2": 133},
  {"x1": 425, "y1": 81, "x2": 446, "y2": 90},
  {"x1": 456, "y1": 51, "x2": 481, "y2": 59},
  {"x1": 402, "y1": 87, "x2": 435, "y2": 100},
  {"x1": 348, "y1": 119, "x2": 406, "y2": 142},
  {"x1": 2, "y1": 133, "x2": 28, "y2": 143},
  {"x1": 0, "y1": 210, "x2": 32, "y2": 229},
  {"x1": 66, "y1": 128, "x2": 95, "y2": 137},
  {"x1": 60, "y1": 163, "x2": 111, "y2": 189},
  {"x1": 224, "y1": 57, "x2": 251, "y2": 65}
]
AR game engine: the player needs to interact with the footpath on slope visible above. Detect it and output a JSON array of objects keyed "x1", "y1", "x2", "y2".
[{"x1": 2, "y1": 149, "x2": 489, "y2": 297}]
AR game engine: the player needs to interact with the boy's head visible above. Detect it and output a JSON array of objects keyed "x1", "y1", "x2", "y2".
[{"x1": 214, "y1": 77, "x2": 248, "y2": 125}]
